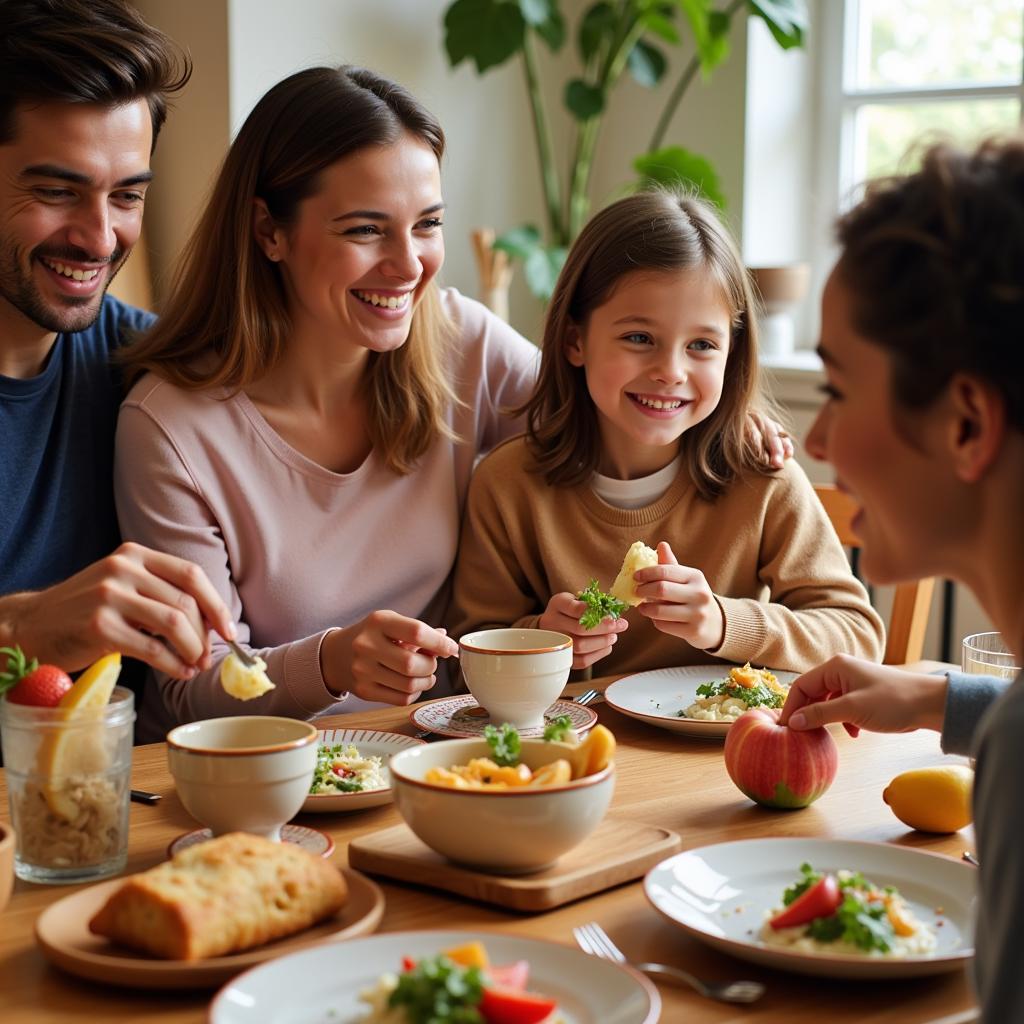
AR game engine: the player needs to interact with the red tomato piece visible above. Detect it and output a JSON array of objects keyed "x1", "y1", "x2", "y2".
[
  {"x1": 479, "y1": 986, "x2": 558, "y2": 1024},
  {"x1": 768, "y1": 874, "x2": 842, "y2": 930},
  {"x1": 486, "y1": 960, "x2": 529, "y2": 991},
  {"x1": 401, "y1": 955, "x2": 416, "y2": 972}
]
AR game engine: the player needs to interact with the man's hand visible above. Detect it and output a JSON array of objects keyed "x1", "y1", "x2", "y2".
[
  {"x1": 540, "y1": 591, "x2": 628, "y2": 670},
  {"x1": 779, "y1": 654, "x2": 948, "y2": 736},
  {"x1": 0, "y1": 542, "x2": 235, "y2": 678},
  {"x1": 634, "y1": 542, "x2": 725, "y2": 651},
  {"x1": 321, "y1": 610, "x2": 459, "y2": 705}
]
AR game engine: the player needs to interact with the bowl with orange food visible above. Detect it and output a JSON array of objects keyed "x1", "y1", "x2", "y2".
[{"x1": 388, "y1": 722, "x2": 616, "y2": 874}]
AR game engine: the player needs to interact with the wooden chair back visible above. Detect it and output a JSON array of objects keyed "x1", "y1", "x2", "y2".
[{"x1": 814, "y1": 484, "x2": 935, "y2": 665}]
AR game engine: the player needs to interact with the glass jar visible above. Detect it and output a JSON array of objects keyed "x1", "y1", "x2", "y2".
[
  {"x1": 0, "y1": 686, "x2": 135, "y2": 884},
  {"x1": 961, "y1": 632, "x2": 1020, "y2": 681}
]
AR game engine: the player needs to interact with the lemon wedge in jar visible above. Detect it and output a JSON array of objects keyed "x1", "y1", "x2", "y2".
[
  {"x1": 220, "y1": 651, "x2": 275, "y2": 700},
  {"x1": 37, "y1": 652, "x2": 122, "y2": 820}
]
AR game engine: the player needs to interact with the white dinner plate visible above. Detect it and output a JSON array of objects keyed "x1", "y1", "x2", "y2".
[
  {"x1": 604, "y1": 664, "x2": 798, "y2": 738},
  {"x1": 210, "y1": 929, "x2": 660, "y2": 1023},
  {"x1": 301, "y1": 729, "x2": 426, "y2": 813},
  {"x1": 644, "y1": 838, "x2": 975, "y2": 979}
]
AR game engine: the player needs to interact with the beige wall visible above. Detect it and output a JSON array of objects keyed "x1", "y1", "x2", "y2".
[{"x1": 129, "y1": 0, "x2": 750, "y2": 336}]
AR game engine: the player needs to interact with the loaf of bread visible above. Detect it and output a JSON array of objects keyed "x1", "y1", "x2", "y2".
[
  {"x1": 608, "y1": 541, "x2": 658, "y2": 606},
  {"x1": 88, "y1": 832, "x2": 347, "y2": 959}
]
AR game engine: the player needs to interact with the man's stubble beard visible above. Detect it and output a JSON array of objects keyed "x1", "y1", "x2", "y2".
[{"x1": 0, "y1": 239, "x2": 129, "y2": 335}]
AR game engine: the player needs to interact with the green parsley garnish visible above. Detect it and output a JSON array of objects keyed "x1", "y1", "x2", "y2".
[
  {"x1": 543, "y1": 715, "x2": 573, "y2": 742},
  {"x1": 577, "y1": 579, "x2": 627, "y2": 630},
  {"x1": 692, "y1": 679, "x2": 784, "y2": 710},
  {"x1": 483, "y1": 722, "x2": 521, "y2": 767},
  {"x1": 782, "y1": 862, "x2": 822, "y2": 906},
  {"x1": 388, "y1": 955, "x2": 484, "y2": 1023}
]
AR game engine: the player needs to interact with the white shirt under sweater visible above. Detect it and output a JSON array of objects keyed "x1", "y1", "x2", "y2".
[{"x1": 114, "y1": 289, "x2": 539, "y2": 742}]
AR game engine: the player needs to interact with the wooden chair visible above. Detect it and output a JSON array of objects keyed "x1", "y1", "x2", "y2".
[{"x1": 814, "y1": 484, "x2": 935, "y2": 665}]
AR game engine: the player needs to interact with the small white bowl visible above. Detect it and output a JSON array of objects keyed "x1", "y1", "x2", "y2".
[
  {"x1": 167, "y1": 717, "x2": 318, "y2": 841},
  {"x1": 389, "y1": 737, "x2": 614, "y2": 873},
  {"x1": 459, "y1": 628, "x2": 573, "y2": 730}
]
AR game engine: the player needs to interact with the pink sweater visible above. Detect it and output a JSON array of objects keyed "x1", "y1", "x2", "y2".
[{"x1": 114, "y1": 289, "x2": 538, "y2": 741}]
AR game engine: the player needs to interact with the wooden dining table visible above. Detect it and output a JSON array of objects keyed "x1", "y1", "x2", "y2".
[{"x1": 0, "y1": 666, "x2": 978, "y2": 1024}]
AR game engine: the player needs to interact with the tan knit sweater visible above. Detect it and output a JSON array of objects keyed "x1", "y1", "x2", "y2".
[{"x1": 449, "y1": 436, "x2": 884, "y2": 675}]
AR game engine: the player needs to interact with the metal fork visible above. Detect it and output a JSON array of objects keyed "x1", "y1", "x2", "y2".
[
  {"x1": 573, "y1": 922, "x2": 765, "y2": 1004},
  {"x1": 225, "y1": 637, "x2": 258, "y2": 667}
]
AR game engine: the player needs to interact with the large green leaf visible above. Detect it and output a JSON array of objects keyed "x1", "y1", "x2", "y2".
[
  {"x1": 634, "y1": 145, "x2": 726, "y2": 208},
  {"x1": 523, "y1": 245, "x2": 569, "y2": 300},
  {"x1": 565, "y1": 79, "x2": 605, "y2": 120},
  {"x1": 444, "y1": 0, "x2": 526, "y2": 73},
  {"x1": 493, "y1": 224, "x2": 542, "y2": 259},
  {"x1": 578, "y1": 1, "x2": 617, "y2": 65},
  {"x1": 748, "y1": 0, "x2": 808, "y2": 50},
  {"x1": 519, "y1": 0, "x2": 565, "y2": 50},
  {"x1": 639, "y1": 9, "x2": 680, "y2": 45},
  {"x1": 675, "y1": 0, "x2": 729, "y2": 75},
  {"x1": 534, "y1": 7, "x2": 566, "y2": 49},
  {"x1": 627, "y1": 39, "x2": 667, "y2": 88},
  {"x1": 519, "y1": 0, "x2": 554, "y2": 24}
]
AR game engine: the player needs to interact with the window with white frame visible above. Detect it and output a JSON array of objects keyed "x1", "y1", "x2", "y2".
[{"x1": 824, "y1": 0, "x2": 1023, "y2": 212}]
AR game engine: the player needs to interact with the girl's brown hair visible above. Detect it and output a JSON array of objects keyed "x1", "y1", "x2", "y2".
[
  {"x1": 121, "y1": 65, "x2": 457, "y2": 475},
  {"x1": 836, "y1": 138, "x2": 1024, "y2": 433},
  {"x1": 521, "y1": 189, "x2": 773, "y2": 500}
]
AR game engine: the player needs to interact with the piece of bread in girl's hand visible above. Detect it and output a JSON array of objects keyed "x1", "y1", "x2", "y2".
[
  {"x1": 608, "y1": 541, "x2": 658, "y2": 606},
  {"x1": 88, "y1": 832, "x2": 347, "y2": 959}
]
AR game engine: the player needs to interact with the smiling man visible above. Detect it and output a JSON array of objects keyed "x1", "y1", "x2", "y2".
[{"x1": 0, "y1": 0, "x2": 234, "y2": 680}]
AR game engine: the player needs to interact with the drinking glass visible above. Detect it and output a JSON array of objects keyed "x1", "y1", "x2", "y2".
[
  {"x1": 961, "y1": 632, "x2": 1020, "y2": 681},
  {"x1": 0, "y1": 687, "x2": 135, "y2": 884}
]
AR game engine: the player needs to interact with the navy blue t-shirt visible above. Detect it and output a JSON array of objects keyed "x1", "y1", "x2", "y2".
[{"x1": 0, "y1": 295, "x2": 156, "y2": 595}]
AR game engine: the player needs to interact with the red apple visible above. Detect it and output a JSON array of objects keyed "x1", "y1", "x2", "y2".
[{"x1": 724, "y1": 707, "x2": 838, "y2": 809}]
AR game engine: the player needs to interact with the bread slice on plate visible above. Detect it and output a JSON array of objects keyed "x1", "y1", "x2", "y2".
[{"x1": 89, "y1": 832, "x2": 347, "y2": 960}]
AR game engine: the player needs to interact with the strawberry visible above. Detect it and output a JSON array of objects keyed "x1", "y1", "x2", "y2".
[{"x1": 0, "y1": 646, "x2": 73, "y2": 707}]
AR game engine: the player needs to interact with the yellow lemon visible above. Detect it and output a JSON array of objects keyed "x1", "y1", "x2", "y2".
[
  {"x1": 38, "y1": 653, "x2": 122, "y2": 820},
  {"x1": 882, "y1": 764, "x2": 973, "y2": 834}
]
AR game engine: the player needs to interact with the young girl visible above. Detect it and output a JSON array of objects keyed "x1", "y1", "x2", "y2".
[{"x1": 450, "y1": 190, "x2": 883, "y2": 675}]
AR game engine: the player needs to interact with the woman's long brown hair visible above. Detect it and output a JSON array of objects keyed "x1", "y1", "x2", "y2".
[
  {"x1": 519, "y1": 189, "x2": 776, "y2": 500},
  {"x1": 120, "y1": 65, "x2": 458, "y2": 475}
]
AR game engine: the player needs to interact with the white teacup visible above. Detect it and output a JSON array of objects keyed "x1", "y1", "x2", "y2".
[
  {"x1": 167, "y1": 716, "x2": 318, "y2": 841},
  {"x1": 458, "y1": 628, "x2": 573, "y2": 730}
]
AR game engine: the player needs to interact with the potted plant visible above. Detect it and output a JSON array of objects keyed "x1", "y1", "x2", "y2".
[{"x1": 443, "y1": 0, "x2": 808, "y2": 303}]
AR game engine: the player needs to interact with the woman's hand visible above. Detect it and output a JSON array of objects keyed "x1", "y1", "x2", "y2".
[
  {"x1": 634, "y1": 542, "x2": 725, "y2": 651},
  {"x1": 539, "y1": 591, "x2": 627, "y2": 670},
  {"x1": 321, "y1": 610, "x2": 459, "y2": 705},
  {"x1": 779, "y1": 654, "x2": 948, "y2": 736},
  {"x1": 747, "y1": 410, "x2": 795, "y2": 470}
]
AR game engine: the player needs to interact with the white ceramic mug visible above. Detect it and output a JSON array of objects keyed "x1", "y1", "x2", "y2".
[
  {"x1": 166, "y1": 716, "x2": 318, "y2": 841},
  {"x1": 458, "y1": 628, "x2": 573, "y2": 730}
]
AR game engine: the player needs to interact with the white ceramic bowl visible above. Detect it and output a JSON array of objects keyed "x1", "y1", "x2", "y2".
[
  {"x1": 459, "y1": 628, "x2": 573, "y2": 730},
  {"x1": 167, "y1": 717, "x2": 318, "y2": 841},
  {"x1": 389, "y1": 737, "x2": 614, "y2": 873}
]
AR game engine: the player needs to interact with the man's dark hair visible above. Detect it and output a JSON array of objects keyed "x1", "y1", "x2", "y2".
[{"x1": 0, "y1": 0, "x2": 191, "y2": 149}]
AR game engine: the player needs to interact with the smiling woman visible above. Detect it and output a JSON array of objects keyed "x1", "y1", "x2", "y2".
[{"x1": 112, "y1": 66, "x2": 540, "y2": 741}]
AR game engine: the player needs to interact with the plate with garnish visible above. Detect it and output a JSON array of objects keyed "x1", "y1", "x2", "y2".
[
  {"x1": 410, "y1": 695, "x2": 598, "y2": 739},
  {"x1": 604, "y1": 663, "x2": 797, "y2": 738},
  {"x1": 302, "y1": 729, "x2": 426, "y2": 812}
]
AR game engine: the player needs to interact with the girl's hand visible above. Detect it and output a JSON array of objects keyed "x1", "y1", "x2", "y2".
[
  {"x1": 539, "y1": 591, "x2": 628, "y2": 670},
  {"x1": 321, "y1": 611, "x2": 458, "y2": 705},
  {"x1": 779, "y1": 654, "x2": 948, "y2": 736},
  {"x1": 747, "y1": 410, "x2": 795, "y2": 470},
  {"x1": 634, "y1": 542, "x2": 725, "y2": 650}
]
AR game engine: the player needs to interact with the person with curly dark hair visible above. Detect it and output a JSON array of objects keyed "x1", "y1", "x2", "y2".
[
  {"x1": 780, "y1": 137, "x2": 1024, "y2": 1022},
  {"x1": 0, "y1": 0, "x2": 233, "y2": 682}
]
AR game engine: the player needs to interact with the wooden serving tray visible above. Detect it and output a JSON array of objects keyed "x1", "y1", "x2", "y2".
[{"x1": 348, "y1": 817, "x2": 680, "y2": 912}]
